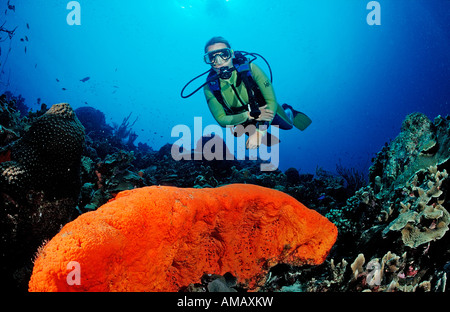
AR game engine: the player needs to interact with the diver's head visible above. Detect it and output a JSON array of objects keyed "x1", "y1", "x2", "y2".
[{"x1": 204, "y1": 36, "x2": 234, "y2": 76}]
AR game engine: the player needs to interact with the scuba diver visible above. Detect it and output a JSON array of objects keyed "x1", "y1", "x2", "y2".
[{"x1": 181, "y1": 36, "x2": 311, "y2": 149}]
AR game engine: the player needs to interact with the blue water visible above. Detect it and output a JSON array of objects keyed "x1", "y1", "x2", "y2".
[{"x1": 1, "y1": 0, "x2": 449, "y2": 175}]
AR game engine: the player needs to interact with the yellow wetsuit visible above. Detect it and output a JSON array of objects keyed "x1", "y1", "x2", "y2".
[{"x1": 203, "y1": 63, "x2": 293, "y2": 129}]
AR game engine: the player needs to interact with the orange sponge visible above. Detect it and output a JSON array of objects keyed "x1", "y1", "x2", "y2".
[{"x1": 29, "y1": 184, "x2": 337, "y2": 291}]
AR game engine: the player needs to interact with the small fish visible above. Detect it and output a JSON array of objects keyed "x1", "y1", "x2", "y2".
[
  {"x1": 317, "y1": 195, "x2": 326, "y2": 200},
  {"x1": 56, "y1": 78, "x2": 60, "y2": 82},
  {"x1": 84, "y1": 101, "x2": 88, "y2": 104},
  {"x1": 25, "y1": 36, "x2": 28, "y2": 41},
  {"x1": 80, "y1": 76, "x2": 90, "y2": 82},
  {"x1": 34, "y1": 64, "x2": 37, "y2": 68},
  {"x1": 27, "y1": 23, "x2": 30, "y2": 29},
  {"x1": 24, "y1": 46, "x2": 27, "y2": 54},
  {"x1": 20, "y1": 38, "x2": 24, "y2": 42},
  {"x1": 62, "y1": 88, "x2": 66, "y2": 91},
  {"x1": 113, "y1": 85, "x2": 119, "y2": 88}
]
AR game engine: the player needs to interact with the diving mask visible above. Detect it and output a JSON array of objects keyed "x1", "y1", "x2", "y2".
[{"x1": 204, "y1": 48, "x2": 232, "y2": 65}]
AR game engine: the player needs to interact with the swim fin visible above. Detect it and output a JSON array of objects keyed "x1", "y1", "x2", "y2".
[{"x1": 282, "y1": 103, "x2": 312, "y2": 131}]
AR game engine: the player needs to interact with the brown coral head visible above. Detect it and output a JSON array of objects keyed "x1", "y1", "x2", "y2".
[{"x1": 45, "y1": 103, "x2": 75, "y2": 119}]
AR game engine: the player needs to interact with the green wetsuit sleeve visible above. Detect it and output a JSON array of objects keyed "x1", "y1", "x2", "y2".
[
  {"x1": 250, "y1": 63, "x2": 277, "y2": 114},
  {"x1": 204, "y1": 85, "x2": 249, "y2": 128}
]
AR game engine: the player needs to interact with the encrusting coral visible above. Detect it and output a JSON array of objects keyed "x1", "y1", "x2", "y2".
[
  {"x1": 28, "y1": 184, "x2": 337, "y2": 292},
  {"x1": 382, "y1": 166, "x2": 449, "y2": 248}
]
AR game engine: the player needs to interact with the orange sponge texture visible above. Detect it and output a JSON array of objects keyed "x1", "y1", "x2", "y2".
[{"x1": 29, "y1": 184, "x2": 337, "y2": 291}]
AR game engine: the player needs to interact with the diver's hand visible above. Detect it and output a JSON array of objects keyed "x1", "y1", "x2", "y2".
[
  {"x1": 255, "y1": 105, "x2": 274, "y2": 122},
  {"x1": 246, "y1": 130, "x2": 264, "y2": 149}
]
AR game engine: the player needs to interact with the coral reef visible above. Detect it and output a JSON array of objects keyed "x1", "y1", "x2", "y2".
[
  {"x1": 74, "y1": 106, "x2": 113, "y2": 140},
  {"x1": 1, "y1": 102, "x2": 85, "y2": 198},
  {"x1": 0, "y1": 92, "x2": 22, "y2": 145},
  {"x1": 0, "y1": 91, "x2": 29, "y2": 118},
  {"x1": 382, "y1": 166, "x2": 449, "y2": 248},
  {"x1": 29, "y1": 184, "x2": 337, "y2": 292},
  {"x1": 336, "y1": 159, "x2": 367, "y2": 197},
  {"x1": 262, "y1": 113, "x2": 450, "y2": 292},
  {"x1": 0, "y1": 99, "x2": 85, "y2": 290},
  {"x1": 3, "y1": 89, "x2": 449, "y2": 293},
  {"x1": 181, "y1": 272, "x2": 241, "y2": 292},
  {"x1": 111, "y1": 112, "x2": 138, "y2": 148}
]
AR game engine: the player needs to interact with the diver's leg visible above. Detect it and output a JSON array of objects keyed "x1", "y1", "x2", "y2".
[{"x1": 271, "y1": 113, "x2": 293, "y2": 130}]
